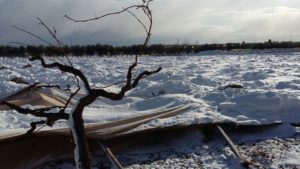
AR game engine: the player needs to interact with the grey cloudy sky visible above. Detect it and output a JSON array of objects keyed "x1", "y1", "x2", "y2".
[{"x1": 1, "y1": 0, "x2": 300, "y2": 45}]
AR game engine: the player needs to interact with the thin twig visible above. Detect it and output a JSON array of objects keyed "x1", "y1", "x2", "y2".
[
  {"x1": 36, "y1": 17, "x2": 75, "y2": 67},
  {"x1": 65, "y1": 4, "x2": 146, "y2": 23},
  {"x1": 12, "y1": 25, "x2": 53, "y2": 46},
  {"x1": 36, "y1": 17, "x2": 81, "y2": 100},
  {"x1": 38, "y1": 17, "x2": 65, "y2": 47},
  {"x1": 126, "y1": 9, "x2": 148, "y2": 34},
  {"x1": 33, "y1": 124, "x2": 47, "y2": 133},
  {"x1": 8, "y1": 41, "x2": 30, "y2": 46},
  {"x1": 37, "y1": 18, "x2": 82, "y2": 106},
  {"x1": 63, "y1": 86, "x2": 80, "y2": 111}
]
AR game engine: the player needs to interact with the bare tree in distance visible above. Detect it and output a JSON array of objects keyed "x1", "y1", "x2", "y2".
[{"x1": 1, "y1": 0, "x2": 161, "y2": 169}]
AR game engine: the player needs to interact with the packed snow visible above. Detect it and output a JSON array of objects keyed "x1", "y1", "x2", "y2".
[{"x1": 1, "y1": 49, "x2": 300, "y2": 168}]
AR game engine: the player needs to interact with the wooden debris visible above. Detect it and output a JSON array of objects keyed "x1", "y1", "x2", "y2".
[
  {"x1": 219, "y1": 84, "x2": 243, "y2": 90},
  {"x1": 97, "y1": 140, "x2": 123, "y2": 169},
  {"x1": 22, "y1": 64, "x2": 32, "y2": 68},
  {"x1": 266, "y1": 58, "x2": 273, "y2": 62},
  {"x1": 10, "y1": 77, "x2": 29, "y2": 84},
  {"x1": 216, "y1": 125, "x2": 251, "y2": 168},
  {"x1": 0, "y1": 121, "x2": 283, "y2": 169}
]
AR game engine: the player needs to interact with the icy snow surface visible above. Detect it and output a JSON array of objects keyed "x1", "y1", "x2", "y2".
[
  {"x1": 1, "y1": 51, "x2": 300, "y2": 131},
  {"x1": 1, "y1": 50, "x2": 300, "y2": 168}
]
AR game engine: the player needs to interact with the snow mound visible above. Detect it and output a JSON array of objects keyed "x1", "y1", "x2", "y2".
[{"x1": 219, "y1": 91, "x2": 300, "y2": 123}]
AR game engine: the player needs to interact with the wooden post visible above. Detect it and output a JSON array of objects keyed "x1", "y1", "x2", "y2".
[
  {"x1": 216, "y1": 125, "x2": 250, "y2": 168},
  {"x1": 97, "y1": 140, "x2": 123, "y2": 169}
]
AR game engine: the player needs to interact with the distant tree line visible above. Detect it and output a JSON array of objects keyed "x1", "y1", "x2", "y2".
[{"x1": 1, "y1": 40, "x2": 300, "y2": 57}]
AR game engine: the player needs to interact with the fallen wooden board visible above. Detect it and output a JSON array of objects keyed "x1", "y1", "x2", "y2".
[
  {"x1": 0, "y1": 119, "x2": 282, "y2": 169},
  {"x1": 0, "y1": 105, "x2": 191, "y2": 169},
  {"x1": 0, "y1": 104, "x2": 191, "y2": 142}
]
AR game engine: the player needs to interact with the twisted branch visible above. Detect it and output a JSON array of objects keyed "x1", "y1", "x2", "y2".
[
  {"x1": 91, "y1": 66, "x2": 162, "y2": 101},
  {"x1": 27, "y1": 120, "x2": 46, "y2": 135},
  {"x1": 0, "y1": 101, "x2": 68, "y2": 119},
  {"x1": 10, "y1": 1, "x2": 159, "y2": 168},
  {"x1": 0, "y1": 101, "x2": 68, "y2": 135},
  {"x1": 29, "y1": 56, "x2": 91, "y2": 92}
]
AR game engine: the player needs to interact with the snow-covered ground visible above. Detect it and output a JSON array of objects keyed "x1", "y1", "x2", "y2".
[
  {"x1": 40, "y1": 128, "x2": 300, "y2": 169},
  {"x1": 1, "y1": 49, "x2": 300, "y2": 168}
]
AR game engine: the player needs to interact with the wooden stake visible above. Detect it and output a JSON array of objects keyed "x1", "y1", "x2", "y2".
[
  {"x1": 97, "y1": 140, "x2": 123, "y2": 169},
  {"x1": 216, "y1": 125, "x2": 250, "y2": 168}
]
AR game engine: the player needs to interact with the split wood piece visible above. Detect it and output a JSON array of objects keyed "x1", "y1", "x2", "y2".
[
  {"x1": 215, "y1": 125, "x2": 250, "y2": 169},
  {"x1": 10, "y1": 77, "x2": 29, "y2": 85},
  {"x1": 97, "y1": 140, "x2": 123, "y2": 169},
  {"x1": 218, "y1": 84, "x2": 243, "y2": 90}
]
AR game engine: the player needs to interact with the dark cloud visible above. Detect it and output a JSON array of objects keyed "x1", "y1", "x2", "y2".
[{"x1": 1, "y1": 0, "x2": 300, "y2": 45}]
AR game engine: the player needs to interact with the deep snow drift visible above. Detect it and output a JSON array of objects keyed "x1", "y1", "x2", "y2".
[{"x1": 1, "y1": 49, "x2": 300, "y2": 168}]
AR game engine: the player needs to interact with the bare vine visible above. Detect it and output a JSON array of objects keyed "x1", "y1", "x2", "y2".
[{"x1": 4, "y1": 1, "x2": 159, "y2": 169}]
